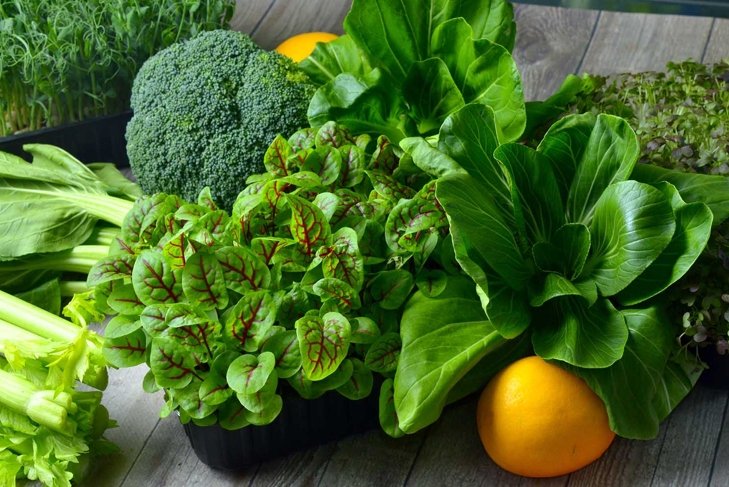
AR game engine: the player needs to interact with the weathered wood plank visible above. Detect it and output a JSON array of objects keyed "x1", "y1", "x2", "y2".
[
  {"x1": 513, "y1": 4, "x2": 599, "y2": 101},
  {"x1": 318, "y1": 429, "x2": 426, "y2": 486},
  {"x1": 230, "y1": 0, "x2": 276, "y2": 34},
  {"x1": 120, "y1": 418, "x2": 256, "y2": 487},
  {"x1": 250, "y1": 443, "x2": 337, "y2": 486},
  {"x1": 580, "y1": 12, "x2": 714, "y2": 75},
  {"x1": 703, "y1": 19, "x2": 729, "y2": 63},
  {"x1": 652, "y1": 386, "x2": 728, "y2": 486},
  {"x1": 709, "y1": 393, "x2": 729, "y2": 486},
  {"x1": 250, "y1": 0, "x2": 351, "y2": 50},
  {"x1": 406, "y1": 400, "x2": 567, "y2": 487},
  {"x1": 82, "y1": 366, "x2": 165, "y2": 487}
]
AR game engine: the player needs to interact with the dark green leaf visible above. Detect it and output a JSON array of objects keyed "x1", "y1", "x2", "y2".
[
  {"x1": 368, "y1": 269, "x2": 415, "y2": 310},
  {"x1": 338, "y1": 145, "x2": 366, "y2": 187},
  {"x1": 300, "y1": 35, "x2": 371, "y2": 85},
  {"x1": 404, "y1": 58, "x2": 465, "y2": 134},
  {"x1": 532, "y1": 223, "x2": 591, "y2": 279},
  {"x1": 338, "y1": 358, "x2": 374, "y2": 400},
  {"x1": 528, "y1": 273, "x2": 582, "y2": 307},
  {"x1": 379, "y1": 378, "x2": 405, "y2": 438},
  {"x1": 351, "y1": 317, "x2": 381, "y2": 344},
  {"x1": 365, "y1": 332, "x2": 402, "y2": 373},
  {"x1": 415, "y1": 270, "x2": 448, "y2": 298}
]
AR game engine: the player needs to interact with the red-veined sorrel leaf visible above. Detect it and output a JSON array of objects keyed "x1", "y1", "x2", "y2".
[
  {"x1": 87, "y1": 254, "x2": 135, "y2": 287},
  {"x1": 103, "y1": 329, "x2": 146, "y2": 368},
  {"x1": 370, "y1": 135, "x2": 398, "y2": 173},
  {"x1": 236, "y1": 371, "x2": 278, "y2": 413},
  {"x1": 264, "y1": 134, "x2": 292, "y2": 176},
  {"x1": 415, "y1": 269, "x2": 448, "y2": 298},
  {"x1": 351, "y1": 317, "x2": 381, "y2": 344},
  {"x1": 164, "y1": 303, "x2": 209, "y2": 328},
  {"x1": 182, "y1": 250, "x2": 229, "y2": 309},
  {"x1": 295, "y1": 312, "x2": 351, "y2": 381},
  {"x1": 143, "y1": 370, "x2": 160, "y2": 393},
  {"x1": 132, "y1": 250, "x2": 183, "y2": 305},
  {"x1": 276, "y1": 283, "x2": 312, "y2": 327},
  {"x1": 161, "y1": 230, "x2": 189, "y2": 269},
  {"x1": 172, "y1": 381, "x2": 218, "y2": 419},
  {"x1": 196, "y1": 187, "x2": 218, "y2": 211},
  {"x1": 140, "y1": 304, "x2": 168, "y2": 337},
  {"x1": 262, "y1": 330, "x2": 302, "y2": 379},
  {"x1": 301, "y1": 147, "x2": 342, "y2": 185},
  {"x1": 104, "y1": 315, "x2": 142, "y2": 339},
  {"x1": 199, "y1": 369, "x2": 233, "y2": 406},
  {"x1": 175, "y1": 203, "x2": 209, "y2": 224},
  {"x1": 278, "y1": 170, "x2": 323, "y2": 189},
  {"x1": 369, "y1": 269, "x2": 415, "y2": 310},
  {"x1": 243, "y1": 393, "x2": 283, "y2": 426},
  {"x1": 107, "y1": 283, "x2": 145, "y2": 315},
  {"x1": 287, "y1": 194, "x2": 331, "y2": 258},
  {"x1": 366, "y1": 170, "x2": 416, "y2": 201},
  {"x1": 339, "y1": 145, "x2": 366, "y2": 187},
  {"x1": 250, "y1": 237, "x2": 289, "y2": 265},
  {"x1": 189, "y1": 210, "x2": 231, "y2": 247},
  {"x1": 337, "y1": 358, "x2": 374, "y2": 400},
  {"x1": 379, "y1": 379, "x2": 405, "y2": 438},
  {"x1": 272, "y1": 244, "x2": 310, "y2": 272},
  {"x1": 263, "y1": 179, "x2": 289, "y2": 217},
  {"x1": 226, "y1": 352, "x2": 276, "y2": 394},
  {"x1": 218, "y1": 397, "x2": 251, "y2": 430},
  {"x1": 289, "y1": 127, "x2": 316, "y2": 151},
  {"x1": 365, "y1": 332, "x2": 402, "y2": 373},
  {"x1": 315, "y1": 121, "x2": 356, "y2": 148},
  {"x1": 122, "y1": 194, "x2": 179, "y2": 244},
  {"x1": 319, "y1": 227, "x2": 364, "y2": 290},
  {"x1": 312, "y1": 278, "x2": 361, "y2": 310},
  {"x1": 313, "y1": 192, "x2": 340, "y2": 222},
  {"x1": 287, "y1": 360, "x2": 353, "y2": 398},
  {"x1": 163, "y1": 321, "x2": 217, "y2": 362},
  {"x1": 216, "y1": 246, "x2": 271, "y2": 294},
  {"x1": 223, "y1": 291, "x2": 276, "y2": 352},
  {"x1": 331, "y1": 189, "x2": 375, "y2": 227},
  {"x1": 149, "y1": 337, "x2": 202, "y2": 388},
  {"x1": 385, "y1": 181, "x2": 447, "y2": 252}
]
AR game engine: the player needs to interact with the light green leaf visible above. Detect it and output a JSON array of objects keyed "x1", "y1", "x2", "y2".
[
  {"x1": 296, "y1": 312, "x2": 351, "y2": 381},
  {"x1": 226, "y1": 352, "x2": 276, "y2": 395}
]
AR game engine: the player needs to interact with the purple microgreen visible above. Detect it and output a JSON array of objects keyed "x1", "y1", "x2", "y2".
[
  {"x1": 261, "y1": 330, "x2": 302, "y2": 379},
  {"x1": 286, "y1": 193, "x2": 332, "y2": 258},
  {"x1": 364, "y1": 332, "x2": 402, "y2": 373},
  {"x1": 182, "y1": 250, "x2": 229, "y2": 309},
  {"x1": 226, "y1": 352, "x2": 276, "y2": 395},
  {"x1": 149, "y1": 337, "x2": 203, "y2": 388},
  {"x1": 337, "y1": 358, "x2": 374, "y2": 400},
  {"x1": 87, "y1": 254, "x2": 135, "y2": 287},
  {"x1": 295, "y1": 311, "x2": 351, "y2": 381},
  {"x1": 370, "y1": 136, "x2": 398, "y2": 173},
  {"x1": 378, "y1": 379, "x2": 405, "y2": 438},
  {"x1": 102, "y1": 328, "x2": 147, "y2": 368},
  {"x1": 338, "y1": 145, "x2": 366, "y2": 187},
  {"x1": 366, "y1": 170, "x2": 416, "y2": 202},
  {"x1": 218, "y1": 397, "x2": 251, "y2": 430},
  {"x1": 312, "y1": 278, "x2": 362, "y2": 311},
  {"x1": 104, "y1": 315, "x2": 143, "y2": 339},
  {"x1": 301, "y1": 146, "x2": 342, "y2": 186},
  {"x1": 131, "y1": 250, "x2": 183, "y2": 305},
  {"x1": 368, "y1": 269, "x2": 415, "y2": 310},
  {"x1": 264, "y1": 134, "x2": 292, "y2": 176},
  {"x1": 415, "y1": 269, "x2": 448, "y2": 298},
  {"x1": 107, "y1": 283, "x2": 146, "y2": 316},
  {"x1": 351, "y1": 317, "x2": 381, "y2": 344},
  {"x1": 318, "y1": 227, "x2": 364, "y2": 290},
  {"x1": 216, "y1": 245, "x2": 271, "y2": 294},
  {"x1": 223, "y1": 291, "x2": 276, "y2": 352}
]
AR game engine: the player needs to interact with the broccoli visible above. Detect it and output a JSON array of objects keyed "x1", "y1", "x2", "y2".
[{"x1": 126, "y1": 30, "x2": 316, "y2": 209}]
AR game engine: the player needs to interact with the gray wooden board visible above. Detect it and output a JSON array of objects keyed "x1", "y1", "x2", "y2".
[
  {"x1": 580, "y1": 12, "x2": 714, "y2": 74},
  {"x1": 703, "y1": 18, "x2": 729, "y2": 62},
  {"x1": 81, "y1": 3, "x2": 729, "y2": 486},
  {"x1": 513, "y1": 4, "x2": 599, "y2": 100}
]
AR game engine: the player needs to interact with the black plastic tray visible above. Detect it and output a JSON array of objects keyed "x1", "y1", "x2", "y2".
[
  {"x1": 0, "y1": 111, "x2": 131, "y2": 168},
  {"x1": 183, "y1": 387, "x2": 380, "y2": 471}
]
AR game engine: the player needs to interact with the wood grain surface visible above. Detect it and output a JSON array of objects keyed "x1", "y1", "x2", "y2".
[{"x1": 86, "y1": 2, "x2": 729, "y2": 486}]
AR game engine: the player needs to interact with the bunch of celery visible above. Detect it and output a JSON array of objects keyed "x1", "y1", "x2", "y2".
[{"x1": 0, "y1": 145, "x2": 141, "y2": 486}]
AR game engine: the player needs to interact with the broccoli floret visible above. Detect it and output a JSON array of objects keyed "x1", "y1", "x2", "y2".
[{"x1": 126, "y1": 30, "x2": 316, "y2": 209}]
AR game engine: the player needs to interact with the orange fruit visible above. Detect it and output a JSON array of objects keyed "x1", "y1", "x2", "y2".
[
  {"x1": 476, "y1": 356, "x2": 615, "y2": 478},
  {"x1": 274, "y1": 32, "x2": 338, "y2": 62}
]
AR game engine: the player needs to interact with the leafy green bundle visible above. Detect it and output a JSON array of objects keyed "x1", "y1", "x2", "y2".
[
  {"x1": 92, "y1": 122, "x2": 452, "y2": 430},
  {"x1": 0, "y1": 0, "x2": 234, "y2": 135}
]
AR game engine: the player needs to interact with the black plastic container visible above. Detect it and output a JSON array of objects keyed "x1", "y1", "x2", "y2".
[
  {"x1": 699, "y1": 347, "x2": 729, "y2": 389},
  {"x1": 0, "y1": 111, "x2": 131, "y2": 167},
  {"x1": 183, "y1": 387, "x2": 380, "y2": 471}
]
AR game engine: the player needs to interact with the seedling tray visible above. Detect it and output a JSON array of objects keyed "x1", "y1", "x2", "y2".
[
  {"x1": 183, "y1": 386, "x2": 380, "y2": 471},
  {"x1": 0, "y1": 111, "x2": 131, "y2": 167}
]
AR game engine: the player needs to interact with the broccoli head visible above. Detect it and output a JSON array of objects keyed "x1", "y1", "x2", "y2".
[{"x1": 126, "y1": 29, "x2": 316, "y2": 209}]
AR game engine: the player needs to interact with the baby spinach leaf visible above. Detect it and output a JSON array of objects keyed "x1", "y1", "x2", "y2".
[
  {"x1": 296, "y1": 312, "x2": 351, "y2": 381},
  {"x1": 226, "y1": 352, "x2": 276, "y2": 395},
  {"x1": 182, "y1": 250, "x2": 229, "y2": 310}
]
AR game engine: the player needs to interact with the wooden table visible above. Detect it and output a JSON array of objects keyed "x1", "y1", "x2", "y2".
[{"x1": 85, "y1": 2, "x2": 729, "y2": 486}]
